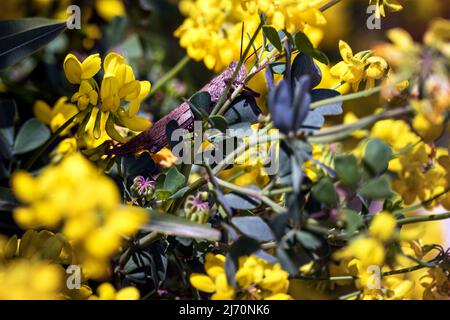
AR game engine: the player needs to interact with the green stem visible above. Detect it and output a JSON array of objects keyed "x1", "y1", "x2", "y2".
[
  {"x1": 310, "y1": 85, "x2": 383, "y2": 110},
  {"x1": 381, "y1": 264, "x2": 431, "y2": 277},
  {"x1": 297, "y1": 274, "x2": 355, "y2": 281},
  {"x1": 265, "y1": 186, "x2": 293, "y2": 196},
  {"x1": 307, "y1": 106, "x2": 411, "y2": 144},
  {"x1": 393, "y1": 188, "x2": 450, "y2": 215},
  {"x1": 23, "y1": 111, "x2": 82, "y2": 170},
  {"x1": 339, "y1": 290, "x2": 362, "y2": 300},
  {"x1": 216, "y1": 178, "x2": 286, "y2": 213},
  {"x1": 397, "y1": 211, "x2": 450, "y2": 226},
  {"x1": 320, "y1": 0, "x2": 343, "y2": 11},
  {"x1": 147, "y1": 55, "x2": 191, "y2": 99},
  {"x1": 211, "y1": 18, "x2": 264, "y2": 115}
]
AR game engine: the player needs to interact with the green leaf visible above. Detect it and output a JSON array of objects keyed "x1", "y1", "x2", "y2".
[
  {"x1": 210, "y1": 115, "x2": 228, "y2": 133},
  {"x1": 312, "y1": 176, "x2": 339, "y2": 208},
  {"x1": 294, "y1": 32, "x2": 314, "y2": 55},
  {"x1": 13, "y1": 118, "x2": 50, "y2": 155},
  {"x1": 168, "y1": 186, "x2": 190, "y2": 200},
  {"x1": 296, "y1": 231, "x2": 322, "y2": 251},
  {"x1": 190, "y1": 91, "x2": 211, "y2": 115},
  {"x1": 334, "y1": 154, "x2": 360, "y2": 187},
  {"x1": 0, "y1": 18, "x2": 66, "y2": 69},
  {"x1": 163, "y1": 167, "x2": 186, "y2": 194},
  {"x1": 263, "y1": 25, "x2": 283, "y2": 52},
  {"x1": 119, "y1": 35, "x2": 143, "y2": 59},
  {"x1": 155, "y1": 189, "x2": 172, "y2": 201},
  {"x1": 342, "y1": 209, "x2": 364, "y2": 236},
  {"x1": 364, "y1": 138, "x2": 392, "y2": 175},
  {"x1": 311, "y1": 49, "x2": 330, "y2": 65},
  {"x1": 223, "y1": 191, "x2": 261, "y2": 210},
  {"x1": 0, "y1": 99, "x2": 17, "y2": 159},
  {"x1": 142, "y1": 212, "x2": 221, "y2": 241},
  {"x1": 121, "y1": 152, "x2": 155, "y2": 178},
  {"x1": 358, "y1": 175, "x2": 392, "y2": 199},
  {"x1": 231, "y1": 216, "x2": 274, "y2": 242},
  {"x1": 294, "y1": 32, "x2": 329, "y2": 65}
]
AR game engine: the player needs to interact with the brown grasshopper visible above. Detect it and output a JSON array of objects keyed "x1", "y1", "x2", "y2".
[{"x1": 107, "y1": 62, "x2": 254, "y2": 156}]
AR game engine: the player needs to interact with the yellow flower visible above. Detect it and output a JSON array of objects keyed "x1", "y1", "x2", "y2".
[
  {"x1": 365, "y1": 56, "x2": 388, "y2": 89},
  {"x1": 90, "y1": 283, "x2": 140, "y2": 300},
  {"x1": 82, "y1": 24, "x2": 102, "y2": 50},
  {"x1": 412, "y1": 113, "x2": 444, "y2": 142},
  {"x1": 63, "y1": 52, "x2": 152, "y2": 143},
  {"x1": 190, "y1": 253, "x2": 235, "y2": 299},
  {"x1": 71, "y1": 80, "x2": 98, "y2": 110},
  {"x1": 175, "y1": 0, "x2": 327, "y2": 71},
  {"x1": 95, "y1": 0, "x2": 126, "y2": 22},
  {"x1": 330, "y1": 41, "x2": 365, "y2": 91},
  {"x1": 331, "y1": 41, "x2": 388, "y2": 91},
  {"x1": 370, "y1": 119, "x2": 420, "y2": 153},
  {"x1": 369, "y1": 211, "x2": 396, "y2": 242},
  {"x1": 424, "y1": 18, "x2": 450, "y2": 58},
  {"x1": 0, "y1": 259, "x2": 64, "y2": 299},
  {"x1": 343, "y1": 112, "x2": 368, "y2": 139},
  {"x1": 151, "y1": 148, "x2": 177, "y2": 168},
  {"x1": 190, "y1": 253, "x2": 292, "y2": 300},
  {"x1": 11, "y1": 153, "x2": 148, "y2": 279},
  {"x1": 63, "y1": 53, "x2": 101, "y2": 85},
  {"x1": 334, "y1": 237, "x2": 385, "y2": 268},
  {"x1": 33, "y1": 97, "x2": 78, "y2": 135},
  {"x1": 369, "y1": 0, "x2": 403, "y2": 18},
  {"x1": 51, "y1": 138, "x2": 78, "y2": 163}
]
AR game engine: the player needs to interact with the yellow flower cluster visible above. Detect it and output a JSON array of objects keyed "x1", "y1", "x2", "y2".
[
  {"x1": 421, "y1": 263, "x2": 450, "y2": 300},
  {"x1": 334, "y1": 212, "x2": 417, "y2": 300},
  {"x1": 63, "y1": 52, "x2": 151, "y2": 143},
  {"x1": 0, "y1": 232, "x2": 65, "y2": 299},
  {"x1": 330, "y1": 40, "x2": 389, "y2": 91},
  {"x1": 190, "y1": 253, "x2": 292, "y2": 300},
  {"x1": 369, "y1": 0, "x2": 403, "y2": 18},
  {"x1": 175, "y1": 0, "x2": 327, "y2": 71},
  {"x1": 89, "y1": 282, "x2": 140, "y2": 300},
  {"x1": 12, "y1": 154, "x2": 148, "y2": 279},
  {"x1": 370, "y1": 119, "x2": 450, "y2": 208},
  {"x1": 377, "y1": 20, "x2": 450, "y2": 140},
  {"x1": 0, "y1": 258, "x2": 64, "y2": 300}
]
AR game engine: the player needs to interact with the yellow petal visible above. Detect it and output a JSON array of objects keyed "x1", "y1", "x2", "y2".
[
  {"x1": 33, "y1": 100, "x2": 52, "y2": 125},
  {"x1": 64, "y1": 54, "x2": 82, "y2": 84},
  {"x1": 97, "y1": 283, "x2": 116, "y2": 300},
  {"x1": 119, "y1": 80, "x2": 140, "y2": 100},
  {"x1": 104, "y1": 52, "x2": 125, "y2": 76},
  {"x1": 369, "y1": 211, "x2": 396, "y2": 241},
  {"x1": 96, "y1": 0, "x2": 125, "y2": 22},
  {"x1": 101, "y1": 76, "x2": 119, "y2": 101},
  {"x1": 80, "y1": 54, "x2": 101, "y2": 80},
  {"x1": 12, "y1": 171, "x2": 38, "y2": 202},
  {"x1": 116, "y1": 287, "x2": 140, "y2": 300},
  {"x1": 118, "y1": 113, "x2": 151, "y2": 132},
  {"x1": 338, "y1": 40, "x2": 353, "y2": 62},
  {"x1": 190, "y1": 274, "x2": 216, "y2": 293}
]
